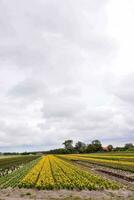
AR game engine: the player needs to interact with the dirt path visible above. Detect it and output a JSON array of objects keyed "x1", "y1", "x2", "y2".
[
  {"x1": 72, "y1": 160, "x2": 134, "y2": 191},
  {"x1": 0, "y1": 188, "x2": 134, "y2": 200}
]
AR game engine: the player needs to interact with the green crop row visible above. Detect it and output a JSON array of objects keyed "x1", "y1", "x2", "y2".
[
  {"x1": 0, "y1": 157, "x2": 41, "y2": 188},
  {"x1": 0, "y1": 155, "x2": 40, "y2": 170}
]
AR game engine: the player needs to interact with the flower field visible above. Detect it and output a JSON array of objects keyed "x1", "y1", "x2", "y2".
[
  {"x1": 0, "y1": 157, "x2": 41, "y2": 188},
  {"x1": 0, "y1": 155, "x2": 40, "y2": 176},
  {"x1": 19, "y1": 155, "x2": 120, "y2": 190},
  {"x1": 58, "y1": 153, "x2": 134, "y2": 172},
  {"x1": 0, "y1": 154, "x2": 134, "y2": 190}
]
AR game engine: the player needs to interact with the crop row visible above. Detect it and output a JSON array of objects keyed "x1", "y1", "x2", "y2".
[
  {"x1": 0, "y1": 155, "x2": 40, "y2": 177},
  {"x1": 74, "y1": 154, "x2": 134, "y2": 162},
  {"x1": 0, "y1": 157, "x2": 41, "y2": 188},
  {"x1": 58, "y1": 155, "x2": 134, "y2": 172},
  {"x1": 0, "y1": 155, "x2": 40, "y2": 170},
  {"x1": 92, "y1": 152, "x2": 134, "y2": 157},
  {"x1": 20, "y1": 155, "x2": 120, "y2": 190}
]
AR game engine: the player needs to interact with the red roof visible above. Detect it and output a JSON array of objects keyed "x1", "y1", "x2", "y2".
[{"x1": 102, "y1": 146, "x2": 109, "y2": 151}]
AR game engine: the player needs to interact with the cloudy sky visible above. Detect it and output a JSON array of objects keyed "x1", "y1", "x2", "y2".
[{"x1": 0, "y1": 0, "x2": 134, "y2": 152}]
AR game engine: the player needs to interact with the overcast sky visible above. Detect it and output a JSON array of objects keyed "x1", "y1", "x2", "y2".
[{"x1": 0, "y1": 0, "x2": 134, "y2": 152}]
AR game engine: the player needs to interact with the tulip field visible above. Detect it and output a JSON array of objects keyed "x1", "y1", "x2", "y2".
[
  {"x1": 58, "y1": 153, "x2": 134, "y2": 172},
  {"x1": 0, "y1": 153, "x2": 133, "y2": 191},
  {"x1": 0, "y1": 155, "x2": 121, "y2": 190},
  {"x1": 19, "y1": 155, "x2": 119, "y2": 190},
  {"x1": 0, "y1": 155, "x2": 40, "y2": 176},
  {"x1": 0, "y1": 157, "x2": 41, "y2": 188}
]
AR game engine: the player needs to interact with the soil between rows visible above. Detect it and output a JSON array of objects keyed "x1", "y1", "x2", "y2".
[{"x1": 72, "y1": 160, "x2": 134, "y2": 190}]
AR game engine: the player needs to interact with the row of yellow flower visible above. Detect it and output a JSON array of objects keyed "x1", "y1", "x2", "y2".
[
  {"x1": 19, "y1": 157, "x2": 45, "y2": 188},
  {"x1": 58, "y1": 154, "x2": 134, "y2": 172},
  {"x1": 53, "y1": 156, "x2": 119, "y2": 190},
  {"x1": 36, "y1": 156, "x2": 54, "y2": 189},
  {"x1": 19, "y1": 155, "x2": 120, "y2": 190},
  {"x1": 73, "y1": 154, "x2": 134, "y2": 162}
]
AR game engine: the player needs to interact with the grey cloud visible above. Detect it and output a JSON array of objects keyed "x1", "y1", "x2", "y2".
[
  {"x1": 0, "y1": 0, "x2": 113, "y2": 71},
  {"x1": 113, "y1": 74, "x2": 134, "y2": 104},
  {"x1": 8, "y1": 78, "x2": 48, "y2": 99},
  {"x1": 0, "y1": 0, "x2": 133, "y2": 151},
  {"x1": 42, "y1": 86, "x2": 85, "y2": 119}
]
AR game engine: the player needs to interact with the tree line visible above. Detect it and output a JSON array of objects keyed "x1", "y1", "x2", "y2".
[
  {"x1": 46, "y1": 139, "x2": 112, "y2": 154},
  {"x1": 0, "y1": 140, "x2": 133, "y2": 155},
  {"x1": 44, "y1": 140, "x2": 134, "y2": 154}
]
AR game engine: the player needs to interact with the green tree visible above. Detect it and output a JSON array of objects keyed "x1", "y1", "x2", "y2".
[
  {"x1": 86, "y1": 144, "x2": 94, "y2": 153},
  {"x1": 107, "y1": 145, "x2": 113, "y2": 151},
  {"x1": 75, "y1": 141, "x2": 86, "y2": 153},
  {"x1": 124, "y1": 143, "x2": 133, "y2": 150},
  {"x1": 92, "y1": 140, "x2": 102, "y2": 152},
  {"x1": 63, "y1": 140, "x2": 73, "y2": 150}
]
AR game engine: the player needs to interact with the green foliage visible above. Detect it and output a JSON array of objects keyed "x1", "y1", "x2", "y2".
[
  {"x1": 124, "y1": 143, "x2": 133, "y2": 150},
  {"x1": 63, "y1": 140, "x2": 74, "y2": 150},
  {"x1": 75, "y1": 141, "x2": 86, "y2": 153},
  {"x1": 0, "y1": 157, "x2": 40, "y2": 188},
  {"x1": 107, "y1": 145, "x2": 113, "y2": 151}
]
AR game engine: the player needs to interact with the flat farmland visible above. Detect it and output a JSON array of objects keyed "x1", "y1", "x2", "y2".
[
  {"x1": 58, "y1": 153, "x2": 134, "y2": 190},
  {"x1": 0, "y1": 153, "x2": 133, "y2": 200},
  {"x1": 58, "y1": 152, "x2": 134, "y2": 172}
]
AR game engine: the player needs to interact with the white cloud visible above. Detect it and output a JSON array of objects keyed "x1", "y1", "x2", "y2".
[{"x1": 0, "y1": 0, "x2": 134, "y2": 151}]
